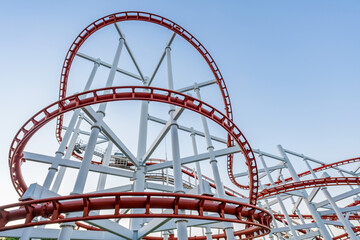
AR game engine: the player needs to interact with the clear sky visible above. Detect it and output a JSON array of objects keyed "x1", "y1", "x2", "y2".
[{"x1": 0, "y1": 0, "x2": 359, "y2": 206}]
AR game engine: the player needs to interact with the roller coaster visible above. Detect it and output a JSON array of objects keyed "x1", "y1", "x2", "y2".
[{"x1": 0, "y1": 11, "x2": 359, "y2": 240}]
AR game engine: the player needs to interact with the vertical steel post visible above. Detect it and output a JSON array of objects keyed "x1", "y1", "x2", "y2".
[
  {"x1": 96, "y1": 142, "x2": 113, "y2": 191},
  {"x1": 42, "y1": 108, "x2": 81, "y2": 190},
  {"x1": 72, "y1": 38, "x2": 124, "y2": 195},
  {"x1": 51, "y1": 61, "x2": 100, "y2": 192},
  {"x1": 258, "y1": 155, "x2": 299, "y2": 239},
  {"x1": 263, "y1": 197, "x2": 284, "y2": 240},
  {"x1": 131, "y1": 78, "x2": 149, "y2": 234},
  {"x1": 194, "y1": 86, "x2": 234, "y2": 240},
  {"x1": 58, "y1": 38, "x2": 124, "y2": 240},
  {"x1": 190, "y1": 131, "x2": 212, "y2": 240},
  {"x1": 190, "y1": 128, "x2": 204, "y2": 194},
  {"x1": 321, "y1": 172, "x2": 358, "y2": 240},
  {"x1": 277, "y1": 145, "x2": 332, "y2": 240},
  {"x1": 165, "y1": 46, "x2": 188, "y2": 240},
  {"x1": 52, "y1": 115, "x2": 84, "y2": 193}
]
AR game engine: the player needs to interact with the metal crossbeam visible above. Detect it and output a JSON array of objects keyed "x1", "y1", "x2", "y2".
[{"x1": 23, "y1": 152, "x2": 134, "y2": 178}]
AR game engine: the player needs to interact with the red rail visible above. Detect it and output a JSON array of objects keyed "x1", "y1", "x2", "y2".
[{"x1": 9, "y1": 86, "x2": 258, "y2": 204}]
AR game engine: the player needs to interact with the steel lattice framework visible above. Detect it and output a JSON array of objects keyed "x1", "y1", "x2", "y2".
[{"x1": 0, "y1": 11, "x2": 359, "y2": 240}]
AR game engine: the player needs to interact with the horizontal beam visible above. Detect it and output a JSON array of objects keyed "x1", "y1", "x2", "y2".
[
  {"x1": 284, "y1": 148, "x2": 357, "y2": 176},
  {"x1": 85, "y1": 219, "x2": 133, "y2": 240},
  {"x1": 175, "y1": 79, "x2": 217, "y2": 93},
  {"x1": 146, "y1": 145, "x2": 241, "y2": 172},
  {"x1": 82, "y1": 106, "x2": 138, "y2": 167},
  {"x1": 315, "y1": 187, "x2": 360, "y2": 209},
  {"x1": 319, "y1": 205, "x2": 360, "y2": 216},
  {"x1": 235, "y1": 163, "x2": 285, "y2": 178},
  {"x1": 0, "y1": 228, "x2": 125, "y2": 240},
  {"x1": 145, "y1": 182, "x2": 174, "y2": 192},
  {"x1": 253, "y1": 149, "x2": 285, "y2": 162},
  {"x1": 143, "y1": 107, "x2": 184, "y2": 162},
  {"x1": 148, "y1": 115, "x2": 227, "y2": 144},
  {"x1": 77, "y1": 52, "x2": 142, "y2": 81},
  {"x1": 23, "y1": 152, "x2": 134, "y2": 178},
  {"x1": 272, "y1": 222, "x2": 317, "y2": 233},
  {"x1": 63, "y1": 125, "x2": 108, "y2": 140}
]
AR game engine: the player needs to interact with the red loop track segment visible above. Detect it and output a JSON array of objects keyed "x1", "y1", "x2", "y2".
[
  {"x1": 9, "y1": 86, "x2": 259, "y2": 204},
  {"x1": 258, "y1": 177, "x2": 360, "y2": 199},
  {"x1": 0, "y1": 192, "x2": 272, "y2": 238},
  {"x1": 271, "y1": 157, "x2": 360, "y2": 186},
  {"x1": 57, "y1": 13, "x2": 233, "y2": 155}
]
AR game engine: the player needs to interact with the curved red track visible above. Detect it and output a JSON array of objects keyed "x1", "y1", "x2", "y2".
[
  {"x1": 259, "y1": 177, "x2": 360, "y2": 199},
  {"x1": 0, "y1": 192, "x2": 271, "y2": 238},
  {"x1": 9, "y1": 86, "x2": 259, "y2": 204},
  {"x1": 270, "y1": 157, "x2": 360, "y2": 186},
  {"x1": 55, "y1": 11, "x2": 244, "y2": 192}
]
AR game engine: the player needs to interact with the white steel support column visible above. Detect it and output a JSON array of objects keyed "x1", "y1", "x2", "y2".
[
  {"x1": 132, "y1": 79, "x2": 149, "y2": 235},
  {"x1": 96, "y1": 142, "x2": 113, "y2": 191},
  {"x1": 52, "y1": 115, "x2": 84, "y2": 193},
  {"x1": 190, "y1": 129, "x2": 204, "y2": 194},
  {"x1": 263, "y1": 198, "x2": 284, "y2": 240},
  {"x1": 163, "y1": 232, "x2": 169, "y2": 240},
  {"x1": 320, "y1": 183, "x2": 358, "y2": 240},
  {"x1": 72, "y1": 37, "x2": 124, "y2": 195},
  {"x1": 194, "y1": 86, "x2": 225, "y2": 197},
  {"x1": 51, "y1": 60, "x2": 100, "y2": 193},
  {"x1": 306, "y1": 164, "x2": 358, "y2": 240},
  {"x1": 190, "y1": 130, "x2": 212, "y2": 240},
  {"x1": 166, "y1": 46, "x2": 188, "y2": 240},
  {"x1": 277, "y1": 145, "x2": 332, "y2": 240},
  {"x1": 258, "y1": 155, "x2": 299, "y2": 239},
  {"x1": 58, "y1": 224, "x2": 76, "y2": 240},
  {"x1": 194, "y1": 86, "x2": 234, "y2": 240},
  {"x1": 58, "y1": 38, "x2": 124, "y2": 240},
  {"x1": 42, "y1": 108, "x2": 81, "y2": 190}
]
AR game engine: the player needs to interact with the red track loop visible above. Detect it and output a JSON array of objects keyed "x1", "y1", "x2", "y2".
[
  {"x1": 55, "y1": 11, "x2": 240, "y2": 189},
  {"x1": 270, "y1": 157, "x2": 360, "y2": 186},
  {"x1": 0, "y1": 192, "x2": 272, "y2": 237},
  {"x1": 258, "y1": 177, "x2": 360, "y2": 199},
  {"x1": 9, "y1": 86, "x2": 258, "y2": 204}
]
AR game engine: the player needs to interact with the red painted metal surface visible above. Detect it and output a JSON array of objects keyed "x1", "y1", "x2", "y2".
[
  {"x1": 259, "y1": 177, "x2": 360, "y2": 199},
  {"x1": 8, "y1": 86, "x2": 258, "y2": 204},
  {"x1": 270, "y1": 157, "x2": 360, "y2": 186},
  {"x1": 0, "y1": 192, "x2": 271, "y2": 237},
  {"x1": 55, "y1": 11, "x2": 242, "y2": 192}
]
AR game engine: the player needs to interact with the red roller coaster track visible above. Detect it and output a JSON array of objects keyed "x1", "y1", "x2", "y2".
[
  {"x1": 9, "y1": 86, "x2": 259, "y2": 204},
  {"x1": 55, "y1": 11, "x2": 243, "y2": 194}
]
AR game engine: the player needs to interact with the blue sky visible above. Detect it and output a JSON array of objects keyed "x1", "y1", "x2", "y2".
[{"x1": 0, "y1": 1, "x2": 359, "y2": 204}]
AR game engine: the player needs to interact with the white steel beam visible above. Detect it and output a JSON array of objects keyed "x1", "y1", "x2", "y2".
[
  {"x1": 76, "y1": 52, "x2": 142, "y2": 81},
  {"x1": 298, "y1": 231, "x2": 321, "y2": 240},
  {"x1": 23, "y1": 151, "x2": 134, "y2": 178},
  {"x1": 143, "y1": 107, "x2": 184, "y2": 163},
  {"x1": 235, "y1": 163, "x2": 285, "y2": 178},
  {"x1": 284, "y1": 148, "x2": 357, "y2": 176},
  {"x1": 148, "y1": 114, "x2": 227, "y2": 144},
  {"x1": 62, "y1": 126, "x2": 108, "y2": 140},
  {"x1": 114, "y1": 23, "x2": 145, "y2": 82},
  {"x1": 85, "y1": 219, "x2": 133, "y2": 240},
  {"x1": 315, "y1": 187, "x2": 360, "y2": 209},
  {"x1": 138, "y1": 216, "x2": 172, "y2": 239},
  {"x1": 319, "y1": 205, "x2": 360, "y2": 216},
  {"x1": 271, "y1": 223, "x2": 317, "y2": 233},
  {"x1": 175, "y1": 79, "x2": 217, "y2": 93},
  {"x1": 145, "y1": 182, "x2": 174, "y2": 192},
  {"x1": 82, "y1": 106, "x2": 138, "y2": 167},
  {"x1": 88, "y1": 184, "x2": 133, "y2": 194},
  {"x1": 148, "y1": 33, "x2": 176, "y2": 86},
  {"x1": 0, "y1": 228, "x2": 126, "y2": 240},
  {"x1": 146, "y1": 145, "x2": 240, "y2": 172}
]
